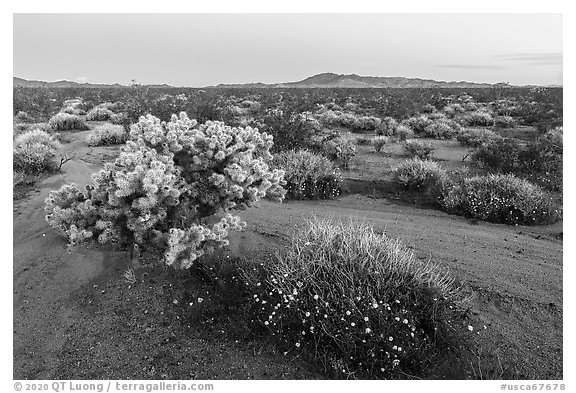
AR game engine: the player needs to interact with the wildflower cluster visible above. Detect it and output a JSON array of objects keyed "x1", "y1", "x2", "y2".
[
  {"x1": 45, "y1": 112, "x2": 286, "y2": 268},
  {"x1": 242, "y1": 218, "x2": 467, "y2": 379},
  {"x1": 441, "y1": 173, "x2": 561, "y2": 225}
]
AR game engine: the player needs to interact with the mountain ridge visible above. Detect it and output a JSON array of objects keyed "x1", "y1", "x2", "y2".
[{"x1": 14, "y1": 74, "x2": 559, "y2": 89}]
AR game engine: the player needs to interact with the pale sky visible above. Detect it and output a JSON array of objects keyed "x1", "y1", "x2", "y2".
[{"x1": 13, "y1": 13, "x2": 563, "y2": 86}]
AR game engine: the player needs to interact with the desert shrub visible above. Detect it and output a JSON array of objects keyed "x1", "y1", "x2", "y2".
[
  {"x1": 355, "y1": 116, "x2": 382, "y2": 132},
  {"x1": 243, "y1": 218, "x2": 468, "y2": 378},
  {"x1": 13, "y1": 129, "x2": 61, "y2": 174},
  {"x1": 86, "y1": 124, "x2": 128, "y2": 146},
  {"x1": 494, "y1": 116, "x2": 516, "y2": 128},
  {"x1": 62, "y1": 106, "x2": 86, "y2": 116},
  {"x1": 441, "y1": 174, "x2": 560, "y2": 225},
  {"x1": 337, "y1": 112, "x2": 361, "y2": 129},
  {"x1": 456, "y1": 128, "x2": 501, "y2": 148},
  {"x1": 86, "y1": 106, "x2": 114, "y2": 121},
  {"x1": 109, "y1": 112, "x2": 130, "y2": 126},
  {"x1": 420, "y1": 104, "x2": 437, "y2": 113},
  {"x1": 464, "y1": 111, "x2": 494, "y2": 127},
  {"x1": 403, "y1": 140, "x2": 434, "y2": 160},
  {"x1": 240, "y1": 100, "x2": 262, "y2": 112},
  {"x1": 273, "y1": 150, "x2": 342, "y2": 200},
  {"x1": 15, "y1": 111, "x2": 35, "y2": 123},
  {"x1": 443, "y1": 103, "x2": 465, "y2": 118},
  {"x1": 519, "y1": 127, "x2": 563, "y2": 190},
  {"x1": 356, "y1": 136, "x2": 372, "y2": 146},
  {"x1": 376, "y1": 117, "x2": 398, "y2": 136},
  {"x1": 423, "y1": 121, "x2": 456, "y2": 140},
  {"x1": 471, "y1": 138, "x2": 521, "y2": 172},
  {"x1": 48, "y1": 112, "x2": 89, "y2": 131},
  {"x1": 44, "y1": 113, "x2": 285, "y2": 268},
  {"x1": 322, "y1": 136, "x2": 356, "y2": 168},
  {"x1": 402, "y1": 115, "x2": 433, "y2": 134},
  {"x1": 393, "y1": 158, "x2": 447, "y2": 196},
  {"x1": 372, "y1": 136, "x2": 390, "y2": 153},
  {"x1": 426, "y1": 112, "x2": 447, "y2": 121},
  {"x1": 261, "y1": 110, "x2": 317, "y2": 152},
  {"x1": 395, "y1": 125, "x2": 414, "y2": 141}
]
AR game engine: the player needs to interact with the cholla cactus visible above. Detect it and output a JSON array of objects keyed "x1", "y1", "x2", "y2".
[{"x1": 45, "y1": 112, "x2": 286, "y2": 269}]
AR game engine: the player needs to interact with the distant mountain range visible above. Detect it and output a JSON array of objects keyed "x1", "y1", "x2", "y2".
[
  {"x1": 13, "y1": 77, "x2": 171, "y2": 89},
  {"x1": 213, "y1": 73, "x2": 499, "y2": 88},
  {"x1": 14, "y1": 73, "x2": 558, "y2": 89}
]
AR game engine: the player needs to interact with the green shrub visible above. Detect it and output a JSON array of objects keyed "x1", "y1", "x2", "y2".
[
  {"x1": 443, "y1": 103, "x2": 465, "y2": 118},
  {"x1": 494, "y1": 116, "x2": 516, "y2": 128},
  {"x1": 464, "y1": 111, "x2": 494, "y2": 127},
  {"x1": 13, "y1": 129, "x2": 62, "y2": 174},
  {"x1": 322, "y1": 136, "x2": 356, "y2": 169},
  {"x1": 456, "y1": 128, "x2": 501, "y2": 148},
  {"x1": 403, "y1": 140, "x2": 434, "y2": 160},
  {"x1": 62, "y1": 106, "x2": 86, "y2": 116},
  {"x1": 376, "y1": 117, "x2": 398, "y2": 136},
  {"x1": 393, "y1": 158, "x2": 447, "y2": 196},
  {"x1": 355, "y1": 116, "x2": 382, "y2": 131},
  {"x1": 48, "y1": 112, "x2": 89, "y2": 131},
  {"x1": 372, "y1": 136, "x2": 389, "y2": 152},
  {"x1": 243, "y1": 218, "x2": 468, "y2": 378},
  {"x1": 395, "y1": 125, "x2": 414, "y2": 141},
  {"x1": 86, "y1": 124, "x2": 127, "y2": 146},
  {"x1": 356, "y1": 136, "x2": 372, "y2": 146},
  {"x1": 402, "y1": 115, "x2": 433, "y2": 134},
  {"x1": 15, "y1": 111, "x2": 35, "y2": 123},
  {"x1": 421, "y1": 104, "x2": 437, "y2": 113},
  {"x1": 441, "y1": 173, "x2": 561, "y2": 225},
  {"x1": 273, "y1": 150, "x2": 342, "y2": 200},
  {"x1": 423, "y1": 121, "x2": 456, "y2": 140},
  {"x1": 86, "y1": 106, "x2": 114, "y2": 121},
  {"x1": 471, "y1": 138, "x2": 521, "y2": 172}
]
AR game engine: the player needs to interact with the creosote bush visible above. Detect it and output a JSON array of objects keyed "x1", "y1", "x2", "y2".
[
  {"x1": 403, "y1": 140, "x2": 434, "y2": 160},
  {"x1": 242, "y1": 218, "x2": 468, "y2": 379},
  {"x1": 86, "y1": 106, "x2": 115, "y2": 121},
  {"x1": 456, "y1": 128, "x2": 501, "y2": 148},
  {"x1": 322, "y1": 136, "x2": 356, "y2": 169},
  {"x1": 372, "y1": 136, "x2": 389, "y2": 152},
  {"x1": 376, "y1": 117, "x2": 398, "y2": 136},
  {"x1": 494, "y1": 115, "x2": 516, "y2": 128},
  {"x1": 393, "y1": 158, "x2": 447, "y2": 196},
  {"x1": 86, "y1": 124, "x2": 128, "y2": 146},
  {"x1": 441, "y1": 173, "x2": 560, "y2": 225},
  {"x1": 395, "y1": 125, "x2": 414, "y2": 141},
  {"x1": 464, "y1": 111, "x2": 494, "y2": 127},
  {"x1": 45, "y1": 113, "x2": 285, "y2": 268},
  {"x1": 273, "y1": 150, "x2": 342, "y2": 200},
  {"x1": 13, "y1": 129, "x2": 62, "y2": 174},
  {"x1": 49, "y1": 112, "x2": 89, "y2": 131}
]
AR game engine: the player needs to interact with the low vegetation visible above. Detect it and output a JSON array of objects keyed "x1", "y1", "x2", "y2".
[
  {"x1": 241, "y1": 218, "x2": 470, "y2": 379},
  {"x1": 86, "y1": 124, "x2": 127, "y2": 146},
  {"x1": 273, "y1": 149, "x2": 342, "y2": 200}
]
